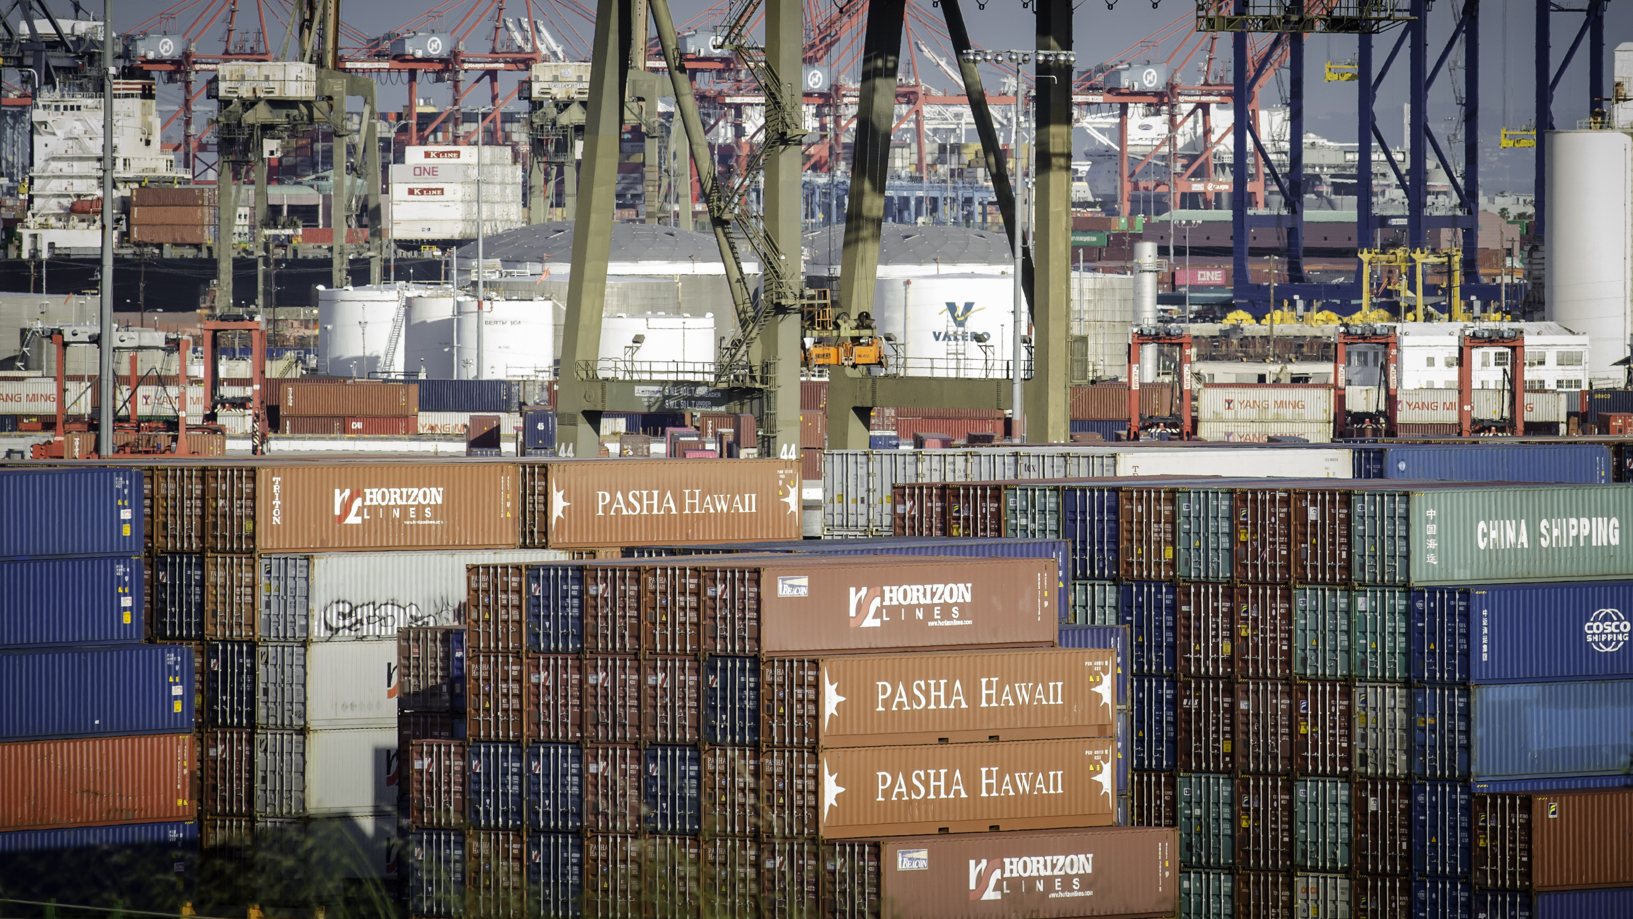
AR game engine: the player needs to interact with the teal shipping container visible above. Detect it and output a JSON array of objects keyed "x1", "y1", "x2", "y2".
[{"x1": 1409, "y1": 485, "x2": 1633, "y2": 585}]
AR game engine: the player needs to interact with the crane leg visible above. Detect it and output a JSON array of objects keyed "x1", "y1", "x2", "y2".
[{"x1": 1029, "y1": 0, "x2": 1072, "y2": 444}]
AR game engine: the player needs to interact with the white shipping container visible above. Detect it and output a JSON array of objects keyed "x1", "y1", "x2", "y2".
[
  {"x1": 121, "y1": 384, "x2": 205, "y2": 421},
  {"x1": 1114, "y1": 447, "x2": 1351, "y2": 477},
  {"x1": 0, "y1": 377, "x2": 88, "y2": 414},
  {"x1": 1343, "y1": 386, "x2": 1392, "y2": 413},
  {"x1": 304, "y1": 548, "x2": 571, "y2": 640},
  {"x1": 1194, "y1": 421, "x2": 1335, "y2": 443},
  {"x1": 1472, "y1": 389, "x2": 1569, "y2": 422},
  {"x1": 303, "y1": 815, "x2": 394, "y2": 891},
  {"x1": 388, "y1": 163, "x2": 521, "y2": 185},
  {"x1": 416, "y1": 412, "x2": 522, "y2": 436},
  {"x1": 307, "y1": 641, "x2": 397, "y2": 730},
  {"x1": 305, "y1": 728, "x2": 397, "y2": 816},
  {"x1": 404, "y1": 145, "x2": 516, "y2": 165},
  {"x1": 390, "y1": 218, "x2": 523, "y2": 241},
  {"x1": 388, "y1": 200, "x2": 524, "y2": 221},
  {"x1": 390, "y1": 184, "x2": 518, "y2": 204},
  {"x1": 1395, "y1": 389, "x2": 1459, "y2": 424},
  {"x1": 1197, "y1": 385, "x2": 1334, "y2": 423},
  {"x1": 216, "y1": 61, "x2": 317, "y2": 99}
]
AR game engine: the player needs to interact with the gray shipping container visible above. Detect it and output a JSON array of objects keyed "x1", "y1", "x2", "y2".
[
  {"x1": 1068, "y1": 580, "x2": 1118, "y2": 626},
  {"x1": 256, "y1": 730, "x2": 306, "y2": 816},
  {"x1": 256, "y1": 643, "x2": 307, "y2": 728},
  {"x1": 1180, "y1": 870, "x2": 1233, "y2": 919},
  {"x1": 1293, "y1": 588, "x2": 1351, "y2": 679},
  {"x1": 1177, "y1": 773, "x2": 1234, "y2": 869},
  {"x1": 1294, "y1": 874, "x2": 1351, "y2": 919},
  {"x1": 1294, "y1": 778, "x2": 1352, "y2": 871},
  {"x1": 1350, "y1": 588, "x2": 1408, "y2": 681},
  {"x1": 1351, "y1": 491, "x2": 1410, "y2": 586},
  {"x1": 1353, "y1": 683, "x2": 1410, "y2": 779},
  {"x1": 260, "y1": 556, "x2": 311, "y2": 642},
  {"x1": 1176, "y1": 488, "x2": 1234, "y2": 582}
]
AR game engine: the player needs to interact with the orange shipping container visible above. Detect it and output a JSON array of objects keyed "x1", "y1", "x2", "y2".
[
  {"x1": 818, "y1": 649, "x2": 1116, "y2": 746},
  {"x1": 255, "y1": 463, "x2": 519, "y2": 552},
  {"x1": 0, "y1": 733, "x2": 194, "y2": 830},
  {"x1": 818, "y1": 737, "x2": 1116, "y2": 838},
  {"x1": 541, "y1": 459, "x2": 800, "y2": 548},
  {"x1": 276, "y1": 381, "x2": 419, "y2": 417}
]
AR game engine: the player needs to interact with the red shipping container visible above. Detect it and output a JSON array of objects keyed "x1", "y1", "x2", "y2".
[
  {"x1": 1177, "y1": 583, "x2": 1233, "y2": 677},
  {"x1": 1235, "y1": 776, "x2": 1294, "y2": 871},
  {"x1": 892, "y1": 483, "x2": 947, "y2": 537},
  {"x1": 894, "y1": 417, "x2": 1004, "y2": 443},
  {"x1": 1129, "y1": 771, "x2": 1178, "y2": 827},
  {"x1": 1353, "y1": 876, "x2": 1411, "y2": 919},
  {"x1": 1121, "y1": 488, "x2": 1178, "y2": 580},
  {"x1": 467, "y1": 830, "x2": 526, "y2": 917},
  {"x1": 759, "y1": 747, "x2": 818, "y2": 838},
  {"x1": 525, "y1": 654, "x2": 582, "y2": 742},
  {"x1": 199, "y1": 729, "x2": 253, "y2": 817},
  {"x1": 641, "y1": 656, "x2": 701, "y2": 743},
  {"x1": 945, "y1": 483, "x2": 1004, "y2": 538},
  {"x1": 1177, "y1": 677, "x2": 1234, "y2": 773},
  {"x1": 398, "y1": 627, "x2": 466, "y2": 714},
  {"x1": 466, "y1": 653, "x2": 524, "y2": 742},
  {"x1": 1235, "y1": 871, "x2": 1293, "y2": 919},
  {"x1": 1354, "y1": 779, "x2": 1412, "y2": 876},
  {"x1": 892, "y1": 407, "x2": 1006, "y2": 420},
  {"x1": 1603, "y1": 413, "x2": 1633, "y2": 435},
  {"x1": 0, "y1": 734, "x2": 195, "y2": 831},
  {"x1": 1234, "y1": 680, "x2": 1295, "y2": 774},
  {"x1": 275, "y1": 380, "x2": 418, "y2": 417},
  {"x1": 800, "y1": 410, "x2": 827, "y2": 450},
  {"x1": 583, "y1": 745, "x2": 641, "y2": 833},
  {"x1": 1476, "y1": 789, "x2": 1633, "y2": 892},
  {"x1": 642, "y1": 565, "x2": 704, "y2": 654},
  {"x1": 1235, "y1": 488, "x2": 1294, "y2": 583},
  {"x1": 398, "y1": 712, "x2": 464, "y2": 765},
  {"x1": 466, "y1": 565, "x2": 525, "y2": 653},
  {"x1": 801, "y1": 448, "x2": 821, "y2": 483},
  {"x1": 408, "y1": 739, "x2": 465, "y2": 829},
  {"x1": 701, "y1": 746, "x2": 759, "y2": 838},
  {"x1": 584, "y1": 566, "x2": 641, "y2": 654},
  {"x1": 1234, "y1": 585, "x2": 1294, "y2": 679},
  {"x1": 800, "y1": 381, "x2": 828, "y2": 411},
  {"x1": 1295, "y1": 680, "x2": 1352, "y2": 776},
  {"x1": 759, "y1": 658, "x2": 818, "y2": 748},
  {"x1": 1174, "y1": 267, "x2": 1231, "y2": 287},
  {"x1": 761, "y1": 839, "x2": 819, "y2": 916},
  {"x1": 1292, "y1": 489, "x2": 1350, "y2": 585},
  {"x1": 584, "y1": 655, "x2": 640, "y2": 744},
  {"x1": 1069, "y1": 383, "x2": 1175, "y2": 421}
]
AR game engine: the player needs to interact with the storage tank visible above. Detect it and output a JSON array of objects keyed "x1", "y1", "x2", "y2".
[
  {"x1": 1545, "y1": 130, "x2": 1633, "y2": 385},
  {"x1": 598, "y1": 313, "x2": 715, "y2": 379},
  {"x1": 317, "y1": 286, "x2": 405, "y2": 377},
  {"x1": 403, "y1": 293, "x2": 458, "y2": 378},
  {"x1": 872, "y1": 275, "x2": 1016, "y2": 379},
  {"x1": 453, "y1": 298, "x2": 555, "y2": 379}
]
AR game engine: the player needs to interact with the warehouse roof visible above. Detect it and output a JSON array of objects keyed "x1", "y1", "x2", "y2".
[
  {"x1": 803, "y1": 224, "x2": 1013, "y2": 269},
  {"x1": 457, "y1": 221, "x2": 728, "y2": 265}
]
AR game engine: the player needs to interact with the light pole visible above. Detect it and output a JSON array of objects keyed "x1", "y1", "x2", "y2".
[{"x1": 960, "y1": 47, "x2": 1075, "y2": 442}]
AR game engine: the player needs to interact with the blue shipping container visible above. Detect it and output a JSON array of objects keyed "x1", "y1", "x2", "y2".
[
  {"x1": 407, "y1": 830, "x2": 465, "y2": 918},
  {"x1": 1063, "y1": 486, "x2": 1120, "y2": 581},
  {"x1": 1533, "y1": 889, "x2": 1633, "y2": 919},
  {"x1": 1581, "y1": 389, "x2": 1633, "y2": 423},
  {"x1": 868, "y1": 434, "x2": 901, "y2": 450},
  {"x1": 0, "y1": 556, "x2": 143, "y2": 647},
  {"x1": 416, "y1": 379, "x2": 523, "y2": 413},
  {"x1": 1352, "y1": 443, "x2": 1610, "y2": 484},
  {"x1": 1121, "y1": 582, "x2": 1177, "y2": 675},
  {"x1": 1057, "y1": 624, "x2": 1129, "y2": 706},
  {"x1": 0, "y1": 821, "x2": 197, "y2": 853},
  {"x1": 705, "y1": 656, "x2": 759, "y2": 746},
  {"x1": 1413, "y1": 685, "x2": 1471, "y2": 780},
  {"x1": 1069, "y1": 419, "x2": 1127, "y2": 440},
  {"x1": 1130, "y1": 677, "x2": 1177, "y2": 771},
  {"x1": 467, "y1": 742, "x2": 525, "y2": 830},
  {"x1": 1418, "y1": 583, "x2": 1633, "y2": 683},
  {"x1": 1414, "y1": 880, "x2": 1473, "y2": 919},
  {"x1": 1411, "y1": 781, "x2": 1471, "y2": 878},
  {"x1": 528, "y1": 833, "x2": 584, "y2": 918},
  {"x1": 1472, "y1": 774, "x2": 1633, "y2": 794},
  {"x1": 522, "y1": 408, "x2": 558, "y2": 450},
  {"x1": 0, "y1": 644, "x2": 193, "y2": 739},
  {"x1": 0, "y1": 467, "x2": 143, "y2": 559},
  {"x1": 207, "y1": 641, "x2": 256, "y2": 729},
  {"x1": 1116, "y1": 710, "x2": 1130, "y2": 792},
  {"x1": 527, "y1": 743, "x2": 584, "y2": 831},
  {"x1": 644, "y1": 745, "x2": 701, "y2": 835},
  {"x1": 527, "y1": 565, "x2": 584, "y2": 653},
  {"x1": 1471, "y1": 680, "x2": 1633, "y2": 780}
]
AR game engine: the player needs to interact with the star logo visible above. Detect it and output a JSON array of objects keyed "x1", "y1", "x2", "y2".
[
  {"x1": 822, "y1": 666, "x2": 846, "y2": 730},
  {"x1": 1089, "y1": 664, "x2": 1114, "y2": 713},
  {"x1": 551, "y1": 484, "x2": 569, "y2": 529},
  {"x1": 1091, "y1": 751, "x2": 1114, "y2": 804},
  {"x1": 782, "y1": 475, "x2": 799, "y2": 516},
  {"x1": 823, "y1": 758, "x2": 846, "y2": 821}
]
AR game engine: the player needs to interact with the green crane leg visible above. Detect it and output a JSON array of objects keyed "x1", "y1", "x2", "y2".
[{"x1": 1030, "y1": 0, "x2": 1072, "y2": 444}]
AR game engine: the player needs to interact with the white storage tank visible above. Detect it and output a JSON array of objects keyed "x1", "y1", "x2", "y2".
[
  {"x1": 1545, "y1": 130, "x2": 1633, "y2": 386},
  {"x1": 872, "y1": 274, "x2": 1016, "y2": 379},
  {"x1": 317, "y1": 286, "x2": 405, "y2": 377},
  {"x1": 404, "y1": 293, "x2": 458, "y2": 378},
  {"x1": 453, "y1": 298, "x2": 555, "y2": 380},
  {"x1": 598, "y1": 313, "x2": 715, "y2": 379}
]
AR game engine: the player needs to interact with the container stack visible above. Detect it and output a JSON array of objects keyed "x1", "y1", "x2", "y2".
[
  {"x1": 399, "y1": 553, "x2": 1180, "y2": 919},
  {"x1": 0, "y1": 467, "x2": 197, "y2": 906}
]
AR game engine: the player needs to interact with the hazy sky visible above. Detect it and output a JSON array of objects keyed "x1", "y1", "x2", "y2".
[{"x1": 104, "y1": 0, "x2": 1633, "y2": 193}]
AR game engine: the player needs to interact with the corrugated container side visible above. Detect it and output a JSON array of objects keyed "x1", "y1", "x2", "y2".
[
  {"x1": 526, "y1": 654, "x2": 582, "y2": 742},
  {"x1": 1176, "y1": 488, "x2": 1234, "y2": 583},
  {"x1": 1472, "y1": 793, "x2": 1531, "y2": 891},
  {"x1": 761, "y1": 839, "x2": 820, "y2": 919},
  {"x1": 468, "y1": 565, "x2": 526, "y2": 652},
  {"x1": 1062, "y1": 486, "x2": 1120, "y2": 580},
  {"x1": 1355, "y1": 875, "x2": 1411, "y2": 919},
  {"x1": 1120, "y1": 488, "x2": 1177, "y2": 580},
  {"x1": 759, "y1": 747, "x2": 817, "y2": 838},
  {"x1": 204, "y1": 467, "x2": 256, "y2": 555},
  {"x1": 467, "y1": 830, "x2": 526, "y2": 919},
  {"x1": 0, "y1": 556, "x2": 144, "y2": 647},
  {"x1": 703, "y1": 837, "x2": 758, "y2": 918},
  {"x1": 1371, "y1": 443, "x2": 1610, "y2": 484},
  {"x1": 0, "y1": 819, "x2": 198, "y2": 854},
  {"x1": 528, "y1": 564, "x2": 585, "y2": 652},
  {"x1": 255, "y1": 643, "x2": 306, "y2": 729},
  {"x1": 1178, "y1": 678, "x2": 1234, "y2": 773},
  {"x1": 644, "y1": 834, "x2": 703, "y2": 918},
  {"x1": 1179, "y1": 871, "x2": 1233, "y2": 919},
  {"x1": 407, "y1": 830, "x2": 465, "y2": 919},
  {"x1": 1413, "y1": 781, "x2": 1472, "y2": 879},
  {"x1": 257, "y1": 555, "x2": 309, "y2": 642},
  {"x1": 584, "y1": 565, "x2": 642, "y2": 653},
  {"x1": 1463, "y1": 582, "x2": 1633, "y2": 683},
  {"x1": 1068, "y1": 580, "x2": 1118, "y2": 626},
  {"x1": 1470, "y1": 681, "x2": 1633, "y2": 779},
  {"x1": 256, "y1": 463, "x2": 518, "y2": 553},
  {"x1": 1131, "y1": 677, "x2": 1177, "y2": 770},
  {"x1": 643, "y1": 563, "x2": 705, "y2": 654},
  {"x1": 305, "y1": 549, "x2": 572, "y2": 641},
  {"x1": 1233, "y1": 871, "x2": 1292, "y2": 919},
  {"x1": 1234, "y1": 585, "x2": 1294, "y2": 679},
  {"x1": 701, "y1": 746, "x2": 758, "y2": 838},
  {"x1": 544, "y1": 460, "x2": 800, "y2": 548},
  {"x1": 1410, "y1": 486, "x2": 1633, "y2": 585},
  {"x1": 1235, "y1": 680, "x2": 1295, "y2": 774},
  {"x1": 642, "y1": 656, "x2": 701, "y2": 744},
  {"x1": 1352, "y1": 588, "x2": 1409, "y2": 681},
  {"x1": 275, "y1": 380, "x2": 418, "y2": 416},
  {"x1": 526, "y1": 742, "x2": 584, "y2": 831},
  {"x1": 304, "y1": 727, "x2": 396, "y2": 817},
  {"x1": 1293, "y1": 588, "x2": 1351, "y2": 679},
  {"x1": 0, "y1": 733, "x2": 194, "y2": 830},
  {"x1": 467, "y1": 653, "x2": 525, "y2": 742},
  {"x1": 583, "y1": 745, "x2": 642, "y2": 834},
  {"x1": 254, "y1": 730, "x2": 305, "y2": 817},
  {"x1": 0, "y1": 467, "x2": 144, "y2": 559},
  {"x1": 706, "y1": 656, "x2": 759, "y2": 746},
  {"x1": 1413, "y1": 685, "x2": 1471, "y2": 780},
  {"x1": 1235, "y1": 775, "x2": 1294, "y2": 871},
  {"x1": 1413, "y1": 878, "x2": 1472, "y2": 919},
  {"x1": 1121, "y1": 581, "x2": 1176, "y2": 675},
  {"x1": 1130, "y1": 770, "x2": 1178, "y2": 827},
  {"x1": 1293, "y1": 778, "x2": 1351, "y2": 871},
  {"x1": 151, "y1": 467, "x2": 205, "y2": 554},
  {"x1": 1354, "y1": 683, "x2": 1411, "y2": 779},
  {"x1": 644, "y1": 745, "x2": 702, "y2": 836},
  {"x1": 200, "y1": 728, "x2": 254, "y2": 817},
  {"x1": 1177, "y1": 773, "x2": 1234, "y2": 868},
  {"x1": 1532, "y1": 889, "x2": 1633, "y2": 918},
  {"x1": 1412, "y1": 588, "x2": 1471, "y2": 684},
  {"x1": 1351, "y1": 490, "x2": 1410, "y2": 586},
  {"x1": 1057, "y1": 624, "x2": 1129, "y2": 706},
  {"x1": 408, "y1": 739, "x2": 466, "y2": 829},
  {"x1": 1234, "y1": 488, "x2": 1293, "y2": 583},
  {"x1": 467, "y1": 742, "x2": 525, "y2": 830},
  {"x1": 206, "y1": 641, "x2": 255, "y2": 729},
  {"x1": 583, "y1": 656, "x2": 641, "y2": 745},
  {"x1": 151, "y1": 554, "x2": 205, "y2": 641},
  {"x1": 1353, "y1": 779, "x2": 1411, "y2": 875},
  {"x1": 0, "y1": 644, "x2": 194, "y2": 740},
  {"x1": 759, "y1": 657, "x2": 818, "y2": 748},
  {"x1": 585, "y1": 834, "x2": 641, "y2": 916},
  {"x1": 1296, "y1": 680, "x2": 1352, "y2": 776},
  {"x1": 1527, "y1": 792, "x2": 1633, "y2": 889},
  {"x1": 306, "y1": 640, "x2": 395, "y2": 730},
  {"x1": 821, "y1": 841, "x2": 879, "y2": 919},
  {"x1": 528, "y1": 833, "x2": 583, "y2": 918},
  {"x1": 1177, "y1": 583, "x2": 1234, "y2": 677},
  {"x1": 203, "y1": 554, "x2": 258, "y2": 640}
]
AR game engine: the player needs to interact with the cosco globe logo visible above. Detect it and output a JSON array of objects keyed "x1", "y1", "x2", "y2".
[{"x1": 1585, "y1": 608, "x2": 1629, "y2": 653}]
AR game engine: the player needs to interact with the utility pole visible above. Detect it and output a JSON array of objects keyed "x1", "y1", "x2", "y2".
[{"x1": 97, "y1": 0, "x2": 115, "y2": 456}]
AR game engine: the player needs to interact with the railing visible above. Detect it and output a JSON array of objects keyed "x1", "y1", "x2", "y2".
[
  {"x1": 576, "y1": 359, "x2": 751, "y2": 383},
  {"x1": 881, "y1": 357, "x2": 1034, "y2": 380}
]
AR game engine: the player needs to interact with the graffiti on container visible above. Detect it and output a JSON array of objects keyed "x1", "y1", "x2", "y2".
[{"x1": 319, "y1": 598, "x2": 462, "y2": 635}]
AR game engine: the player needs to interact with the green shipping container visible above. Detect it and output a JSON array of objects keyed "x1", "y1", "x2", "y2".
[
  {"x1": 1004, "y1": 484, "x2": 1062, "y2": 540},
  {"x1": 1350, "y1": 588, "x2": 1408, "y2": 681},
  {"x1": 1177, "y1": 489, "x2": 1234, "y2": 582},
  {"x1": 1292, "y1": 778, "x2": 1351, "y2": 872},
  {"x1": 1071, "y1": 230, "x2": 1109, "y2": 247},
  {"x1": 1068, "y1": 580, "x2": 1119, "y2": 626},
  {"x1": 1180, "y1": 870, "x2": 1233, "y2": 919},
  {"x1": 1409, "y1": 485, "x2": 1633, "y2": 584},
  {"x1": 1353, "y1": 683, "x2": 1410, "y2": 779},
  {"x1": 1177, "y1": 773, "x2": 1234, "y2": 869},
  {"x1": 1293, "y1": 588, "x2": 1350, "y2": 679},
  {"x1": 1352, "y1": 491, "x2": 1410, "y2": 586}
]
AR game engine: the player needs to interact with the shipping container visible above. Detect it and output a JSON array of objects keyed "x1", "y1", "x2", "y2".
[
  {"x1": 705, "y1": 656, "x2": 759, "y2": 747},
  {"x1": 1408, "y1": 485, "x2": 1633, "y2": 585},
  {"x1": 1351, "y1": 489, "x2": 1410, "y2": 587},
  {"x1": 407, "y1": 830, "x2": 465, "y2": 919},
  {"x1": 200, "y1": 729, "x2": 253, "y2": 817},
  {"x1": 1414, "y1": 685, "x2": 1471, "y2": 780},
  {"x1": 540, "y1": 459, "x2": 800, "y2": 547},
  {"x1": 585, "y1": 655, "x2": 641, "y2": 744},
  {"x1": 1413, "y1": 878, "x2": 1472, "y2": 919},
  {"x1": 1235, "y1": 680, "x2": 1294, "y2": 774},
  {"x1": 1130, "y1": 771, "x2": 1178, "y2": 828},
  {"x1": 1120, "y1": 488, "x2": 1177, "y2": 581},
  {"x1": 1353, "y1": 443, "x2": 1611, "y2": 484},
  {"x1": 1113, "y1": 448, "x2": 1351, "y2": 479},
  {"x1": 302, "y1": 640, "x2": 393, "y2": 730},
  {"x1": 1235, "y1": 775, "x2": 1293, "y2": 871},
  {"x1": 1353, "y1": 779, "x2": 1411, "y2": 876},
  {"x1": 0, "y1": 556, "x2": 143, "y2": 647},
  {"x1": 256, "y1": 463, "x2": 518, "y2": 552},
  {"x1": 528, "y1": 833, "x2": 583, "y2": 917},
  {"x1": 203, "y1": 466, "x2": 255, "y2": 555},
  {"x1": 1354, "y1": 683, "x2": 1411, "y2": 779},
  {"x1": 151, "y1": 554, "x2": 204, "y2": 642},
  {"x1": 526, "y1": 743, "x2": 583, "y2": 831},
  {"x1": 202, "y1": 555, "x2": 258, "y2": 640},
  {"x1": 583, "y1": 565, "x2": 642, "y2": 653},
  {"x1": 1234, "y1": 585, "x2": 1294, "y2": 679},
  {"x1": 467, "y1": 829, "x2": 526, "y2": 919},
  {"x1": 1179, "y1": 871, "x2": 1233, "y2": 919},
  {"x1": 398, "y1": 627, "x2": 466, "y2": 714},
  {"x1": 1177, "y1": 773, "x2": 1233, "y2": 869},
  {"x1": 206, "y1": 641, "x2": 255, "y2": 728},
  {"x1": 468, "y1": 653, "x2": 525, "y2": 741},
  {"x1": 823, "y1": 840, "x2": 880, "y2": 919},
  {"x1": 1413, "y1": 781, "x2": 1471, "y2": 879},
  {"x1": 275, "y1": 381, "x2": 417, "y2": 416},
  {"x1": 415, "y1": 380, "x2": 524, "y2": 413},
  {"x1": 305, "y1": 727, "x2": 395, "y2": 816},
  {"x1": 1177, "y1": 679, "x2": 1233, "y2": 774},
  {"x1": 701, "y1": 836, "x2": 757, "y2": 918},
  {"x1": 1198, "y1": 385, "x2": 1333, "y2": 423},
  {"x1": 468, "y1": 565, "x2": 527, "y2": 652},
  {"x1": 527, "y1": 654, "x2": 582, "y2": 742},
  {"x1": 584, "y1": 833, "x2": 640, "y2": 916},
  {"x1": 818, "y1": 737, "x2": 1116, "y2": 838},
  {"x1": 1356, "y1": 875, "x2": 1412, "y2": 919},
  {"x1": 644, "y1": 834, "x2": 703, "y2": 916},
  {"x1": 641, "y1": 655, "x2": 701, "y2": 745},
  {"x1": 815, "y1": 648, "x2": 1116, "y2": 747},
  {"x1": 1058, "y1": 624, "x2": 1130, "y2": 707},
  {"x1": 760, "y1": 747, "x2": 818, "y2": 838},
  {"x1": 0, "y1": 467, "x2": 143, "y2": 558},
  {"x1": 1415, "y1": 583, "x2": 1633, "y2": 683},
  {"x1": 1069, "y1": 580, "x2": 1119, "y2": 626},
  {"x1": 1291, "y1": 588, "x2": 1348, "y2": 679},
  {"x1": 1234, "y1": 872, "x2": 1293, "y2": 919},
  {"x1": 1122, "y1": 581, "x2": 1176, "y2": 675},
  {"x1": 0, "y1": 644, "x2": 193, "y2": 740},
  {"x1": 1293, "y1": 778, "x2": 1351, "y2": 871},
  {"x1": 644, "y1": 745, "x2": 702, "y2": 836},
  {"x1": 1130, "y1": 677, "x2": 1177, "y2": 771},
  {"x1": 874, "y1": 826, "x2": 1178, "y2": 919},
  {"x1": 529, "y1": 563, "x2": 585, "y2": 652},
  {"x1": 0, "y1": 733, "x2": 193, "y2": 831},
  {"x1": 701, "y1": 746, "x2": 759, "y2": 838},
  {"x1": 1353, "y1": 588, "x2": 1409, "y2": 681},
  {"x1": 408, "y1": 739, "x2": 466, "y2": 829},
  {"x1": 1296, "y1": 680, "x2": 1352, "y2": 776},
  {"x1": 255, "y1": 730, "x2": 304, "y2": 817},
  {"x1": 255, "y1": 643, "x2": 306, "y2": 729},
  {"x1": 467, "y1": 742, "x2": 525, "y2": 830},
  {"x1": 1476, "y1": 789, "x2": 1633, "y2": 892},
  {"x1": 1471, "y1": 681, "x2": 1633, "y2": 779},
  {"x1": 584, "y1": 745, "x2": 642, "y2": 834},
  {"x1": 762, "y1": 840, "x2": 820, "y2": 919}
]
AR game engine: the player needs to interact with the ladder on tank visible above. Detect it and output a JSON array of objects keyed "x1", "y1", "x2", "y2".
[{"x1": 380, "y1": 302, "x2": 409, "y2": 372}]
